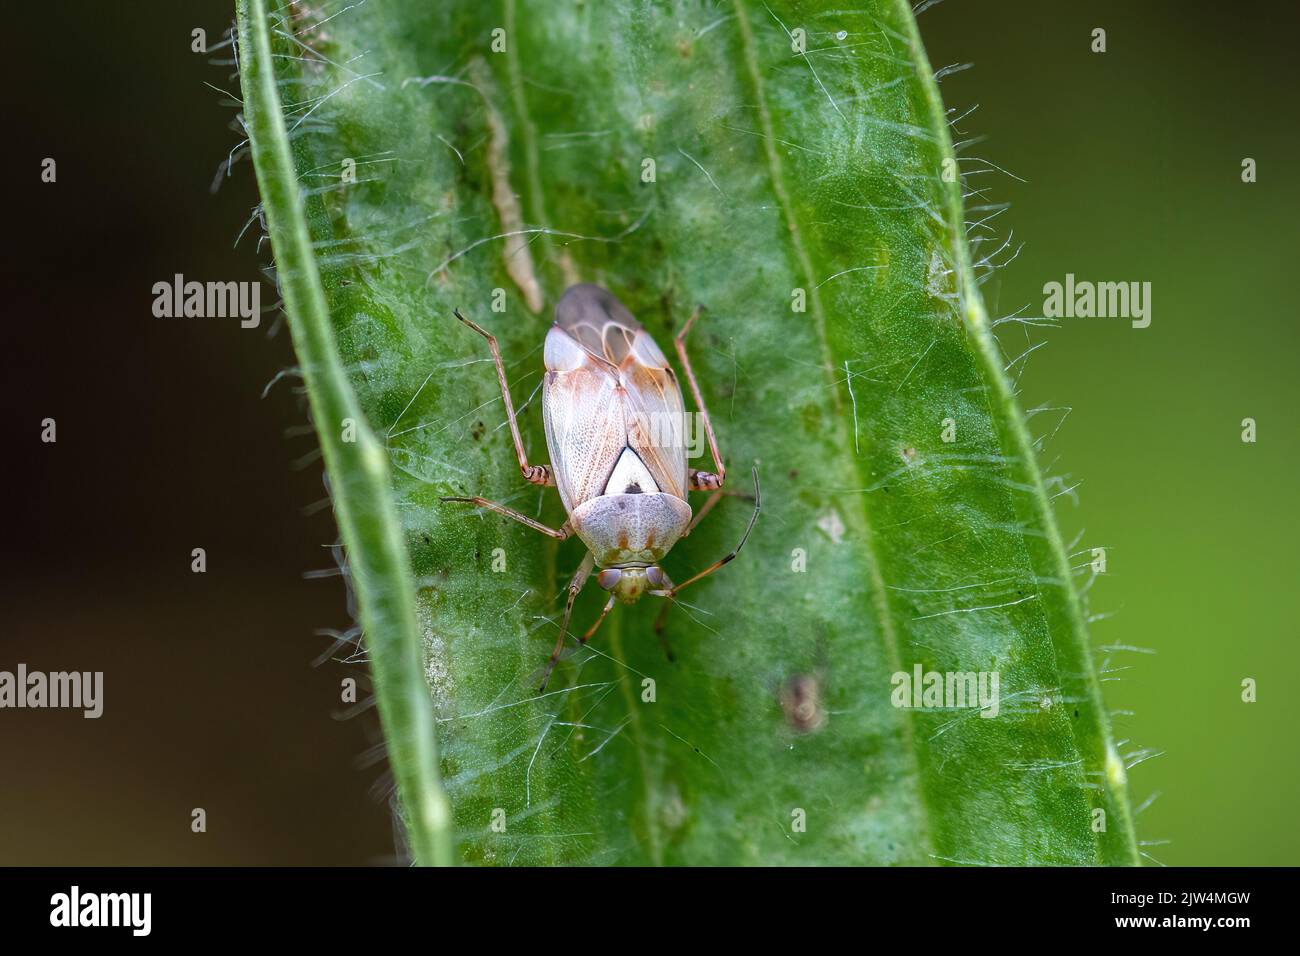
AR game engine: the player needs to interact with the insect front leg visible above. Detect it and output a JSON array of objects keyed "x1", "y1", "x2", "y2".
[
  {"x1": 539, "y1": 553, "x2": 595, "y2": 692},
  {"x1": 439, "y1": 495, "x2": 571, "y2": 540},
  {"x1": 674, "y1": 304, "x2": 726, "y2": 491},
  {"x1": 652, "y1": 569, "x2": 679, "y2": 662},
  {"x1": 453, "y1": 308, "x2": 553, "y2": 487},
  {"x1": 580, "y1": 596, "x2": 617, "y2": 645}
]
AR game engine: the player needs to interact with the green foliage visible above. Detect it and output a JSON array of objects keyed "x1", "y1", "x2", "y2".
[{"x1": 238, "y1": 0, "x2": 1138, "y2": 865}]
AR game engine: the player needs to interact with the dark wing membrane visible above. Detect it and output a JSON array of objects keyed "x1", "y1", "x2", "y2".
[{"x1": 553, "y1": 283, "x2": 642, "y2": 367}]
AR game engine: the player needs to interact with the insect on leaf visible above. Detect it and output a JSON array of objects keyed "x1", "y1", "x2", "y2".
[{"x1": 236, "y1": 0, "x2": 1139, "y2": 865}]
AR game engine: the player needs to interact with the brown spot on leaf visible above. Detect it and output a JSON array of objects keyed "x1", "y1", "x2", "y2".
[{"x1": 780, "y1": 674, "x2": 827, "y2": 733}]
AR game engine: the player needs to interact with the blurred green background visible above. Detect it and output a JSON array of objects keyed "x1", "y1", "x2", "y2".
[
  {"x1": 1, "y1": 0, "x2": 1293, "y2": 865},
  {"x1": 920, "y1": 1, "x2": 1299, "y2": 865}
]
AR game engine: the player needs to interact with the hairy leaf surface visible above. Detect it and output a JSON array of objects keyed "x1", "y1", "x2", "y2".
[{"x1": 237, "y1": 0, "x2": 1138, "y2": 865}]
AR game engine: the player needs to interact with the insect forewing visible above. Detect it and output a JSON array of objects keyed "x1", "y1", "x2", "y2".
[
  {"x1": 542, "y1": 328, "x2": 627, "y2": 512},
  {"x1": 621, "y1": 332, "x2": 687, "y2": 499},
  {"x1": 542, "y1": 286, "x2": 688, "y2": 510}
]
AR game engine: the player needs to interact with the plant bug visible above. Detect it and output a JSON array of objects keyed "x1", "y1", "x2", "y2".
[{"x1": 443, "y1": 284, "x2": 760, "y2": 690}]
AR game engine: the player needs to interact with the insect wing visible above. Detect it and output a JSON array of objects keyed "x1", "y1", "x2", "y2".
[
  {"x1": 542, "y1": 325, "x2": 627, "y2": 512},
  {"x1": 544, "y1": 285, "x2": 689, "y2": 505},
  {"x1": 621, "y1": 330, "x2": 688, "y2": 500}
]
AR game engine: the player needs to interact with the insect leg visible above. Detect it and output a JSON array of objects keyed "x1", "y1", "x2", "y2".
[
  {"x1": 440, "y1": 495, "x2": 571, "y2": 539},
  {"x1": 665, "y1": 465, "x2": 760, "y2": 596},
  {"x1": 688, "y1": 469, "x2": 723, "y2": 492},
  {"x1": 685, "y1": 489, "x2": 725, "y2": 536},
  {"x1": 579, "y1": 595, "x2": 617, "y2": 644},
  {"x1": 674, "y1": 305, "x2": 726, "y2": 490},
  {"x1": 685, "y1": 487, "x2": 758, "y2": 536},
  {"x1": 452, "y1": 308, "x2": 553, "y2": 487},
  {"x1": 538, "y1": 553, "x2": 595, "y2": 692},
  {"x1": 652, "y1": 579, "x2": 678, "y2": 662}
]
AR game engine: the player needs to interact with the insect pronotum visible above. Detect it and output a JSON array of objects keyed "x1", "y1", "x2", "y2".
[{"x1": 443, "y1": 284, "x2": 760, "y2": 690}]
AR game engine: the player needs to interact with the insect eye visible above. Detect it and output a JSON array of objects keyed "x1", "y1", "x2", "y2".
[
  {"x1": 597, "y1": 569, "x2": 622, "y2": 590},
  {"x1": 645, "y1": 567, "x2": 664, "y2": 588}
]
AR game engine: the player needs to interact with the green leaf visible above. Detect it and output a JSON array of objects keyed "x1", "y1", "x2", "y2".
[
  {"x1": 236, "y1": 0, "x2": 452, "y2": 866},
  {"x1": 237, "y1": 0, "x2": 1139, "y2": 865}
]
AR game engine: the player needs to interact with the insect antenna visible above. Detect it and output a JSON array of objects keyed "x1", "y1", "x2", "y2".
[{"x1": 665, "y1": 464, "x2": 761, "y2": 597}]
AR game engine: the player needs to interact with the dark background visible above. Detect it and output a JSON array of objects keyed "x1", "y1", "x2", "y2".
[
  {"x1": 2, "y1": 1, "x2": 396, "y2": 863},
  {"x1": 1, "y1": 1, "x2": 1295, "y2": 865}
]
